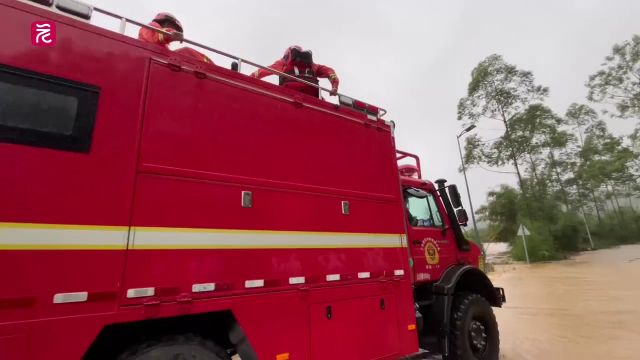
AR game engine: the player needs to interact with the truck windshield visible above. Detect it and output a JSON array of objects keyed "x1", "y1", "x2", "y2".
[{"x1": 406, "y1": 193, "x2": 443, "y2": 228}]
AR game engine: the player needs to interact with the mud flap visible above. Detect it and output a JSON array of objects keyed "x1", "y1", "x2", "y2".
[{"x1": 228, "y1": 322, "x2": 258, "y2": 360}]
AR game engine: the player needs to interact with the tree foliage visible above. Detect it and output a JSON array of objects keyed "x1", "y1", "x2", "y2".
[
  {"x1": 457, "y1": 55, "x2": 549, "y2": 194},
  {"x1": 460, "y1": 47, "x2": 640, "y2": 262},
  {"x1": 587, "y1": 34, "x2": 640, "y2": 119}
]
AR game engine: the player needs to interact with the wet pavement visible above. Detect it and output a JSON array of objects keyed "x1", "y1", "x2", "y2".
[{"x1": 490, "y1": 244, "x2": 640, "y2": 360}]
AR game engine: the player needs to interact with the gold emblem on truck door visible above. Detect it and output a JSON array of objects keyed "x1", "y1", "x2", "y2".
[{"x1": 424, "y1": 238, "x2": 440, "y2": 265}]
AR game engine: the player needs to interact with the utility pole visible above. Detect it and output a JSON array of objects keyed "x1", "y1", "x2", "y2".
[{"x1": 457, "y1": 125, "x2": 484, "y2": 261}]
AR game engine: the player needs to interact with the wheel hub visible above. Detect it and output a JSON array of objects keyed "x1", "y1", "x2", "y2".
[{"x1": 469, "y1": 319, "x2": 488, "y2": 354}]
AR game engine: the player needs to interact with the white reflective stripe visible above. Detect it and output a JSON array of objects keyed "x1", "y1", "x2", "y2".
[
  {"x1": 0, "y1": 224, "x2": 127, "y2": 250},
  {"x1": 53, "y1": 292, "x2": 88, "y2": 304},
  {"x1": 358, "y1": 272, "x2": 371, "y2": 279},
  {"x1": 127, "y1": 287, "x2": 155, "y2": 298},
  {"x1": 192, "y1": 283, "x2": 216, "y2": 293},
  {"x1": 326, "y1": 274, "x2": 341, "y2": 282},
  {"x1": 294, "y1": 66, "x2": 300, "y2": 76},
  {"x1": 245, "y1": 279, "x2": 264, "y2": 288},
  {"x1": 132, "y1": 229, "x2": 402, "y2": 249},
  {"x1": 289, "y1": 276, "x2": 305, "y2": 285},
  {"x1": 394, "y1": 269, "x2": 405, "y2": 276}
]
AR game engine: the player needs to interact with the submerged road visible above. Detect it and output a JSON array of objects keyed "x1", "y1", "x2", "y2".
[{"x1": 491, "y1": 244, "x2": 640, "y2": 360}]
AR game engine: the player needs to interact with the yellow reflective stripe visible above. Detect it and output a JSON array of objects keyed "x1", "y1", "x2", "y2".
[
  {"x1": 0, "y1": 222, "x2": 126, "y2": 231},
  {"x1": 0, "y1": 223, "x2": 405, "y2": 250}
]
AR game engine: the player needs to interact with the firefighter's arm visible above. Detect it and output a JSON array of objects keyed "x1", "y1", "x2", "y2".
[
  {"x1": 314, "y1": 64, "x2": 340, "y2": 95},
  {"x1": 250, "y1": 59, "x2": 285, "y2": 79}
]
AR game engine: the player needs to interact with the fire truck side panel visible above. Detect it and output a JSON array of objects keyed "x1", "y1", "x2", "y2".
[
  {"x1": 138, "y1": 61, "x2": 400, "y2": 197},
  {"x1": 0, "y1": 0, "x2": 144, "y2": 340},
  {"x1": 0, "y1": 1, "x2": 420, "y2": 358}
]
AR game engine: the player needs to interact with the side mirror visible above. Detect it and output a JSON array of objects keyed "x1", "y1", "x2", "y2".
[
  {"x1": 448, "y1": 185, "x2": 462, "y2": 209},
  {"x1": 456, "y1": 208, "x2": 469, "y2": 226},
  {"x1": 231, "y1": 61, "x2": 239, "y2": 72}
]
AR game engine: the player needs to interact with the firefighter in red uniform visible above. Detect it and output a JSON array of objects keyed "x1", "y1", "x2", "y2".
[
  {"x1": 250, "y1": 45, "x2": 339, "y2": 97},
  {"x1": 138, "y1": 12, "x2": 213, "y2": 64}
]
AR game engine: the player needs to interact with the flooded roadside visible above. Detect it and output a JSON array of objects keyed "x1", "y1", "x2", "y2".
[{"x1": 490, "y1": 244, "x2": 640, "y2": 360}]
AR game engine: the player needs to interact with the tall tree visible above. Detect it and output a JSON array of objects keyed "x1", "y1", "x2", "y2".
[
  {"x1": 507, "y1": 104, "x2": 565, "y2": 190},
  {"x1": 575, "y1": 121, "x2": 636, "y2": 220},
  {"x1": 564, "y1": 104, "x2": 600, "y2": 215},
  {"x1": 565, "y1": 103, "x2": 598, "y2": 146},
  {"x1": 587, "y1": 34, "x2": 640, "y2": 119},
  {"x1": 458, "y1": 54, "x2": 549, "y2": 194}
]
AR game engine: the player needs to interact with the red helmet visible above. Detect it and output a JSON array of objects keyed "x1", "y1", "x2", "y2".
[{"x1": 153, "y1": 12, "x2": 183, "y2": 33}]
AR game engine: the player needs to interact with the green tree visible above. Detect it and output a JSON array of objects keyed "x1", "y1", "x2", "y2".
[
  {"x1": 458, "y1": 54, "x2": 549, "y2": 193},
  {"x1": 564, "y1": 104, "x2": 602, "y2": 217},
  {"x1": 507, "y1": 104, "x2": 567, "y2": 198},
  {"x1": 565, "y1": 103, "x2": 598, "y2": 146},
  {"x1": 476, "y1": 185, "x2": 520, "y2": 243},
  {"x1": 587, "y1": 34, "x2": 640, "y2": 119},
  {"x1": 575, "y1": 121, "x2": 636, "y2": 221}
]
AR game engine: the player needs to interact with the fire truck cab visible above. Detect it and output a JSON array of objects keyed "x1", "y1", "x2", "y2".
[{"x1": 0, "y1": 1, "x2": 504, "y2": 359}]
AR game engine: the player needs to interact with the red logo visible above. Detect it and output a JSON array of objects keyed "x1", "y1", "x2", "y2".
[{"x1": 31, "y1": 21, "x2": 56, "y2": 46}]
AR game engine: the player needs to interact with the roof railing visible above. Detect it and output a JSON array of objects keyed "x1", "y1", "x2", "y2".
[
  {"x1": 72, "y1": 3, "x2": 387, "y2": 117},
  {"x1": 396, "y1": 150, "x2": 423, "y2": 179}
]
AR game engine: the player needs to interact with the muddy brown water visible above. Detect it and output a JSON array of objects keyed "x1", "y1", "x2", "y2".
[{"x1": 490, "y1": 244, "x2": 640, "y2": 360}]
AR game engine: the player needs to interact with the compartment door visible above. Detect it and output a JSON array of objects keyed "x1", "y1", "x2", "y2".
[{"x1": 310, "y1": 295, "x2": 400, "y2": 360}]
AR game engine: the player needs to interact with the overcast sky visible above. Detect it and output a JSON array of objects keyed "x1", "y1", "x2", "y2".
[{"x1": 91, "y1": 0, "x2": 639, "y2": 211}]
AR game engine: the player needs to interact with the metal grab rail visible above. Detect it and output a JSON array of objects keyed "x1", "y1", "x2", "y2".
[
  {"x1": 91, "y1": 6, "x2": 387, "y2": 117},
  {"x1": 396, "y1": 150, "x2": 422, "y2": 179}
]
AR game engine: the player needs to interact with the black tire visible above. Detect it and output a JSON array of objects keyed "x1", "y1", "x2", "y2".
[
  {"x1": 446, "y1": 293, "x2": 499, "y2": 360},
  {"x1": 118, "y1": 334, "x2": 230, "y2": 360}
]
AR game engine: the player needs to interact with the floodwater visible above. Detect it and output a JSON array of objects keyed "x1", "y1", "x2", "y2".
[{"x1": 491, "y1": 244, "x2": 640, "y2": 360}]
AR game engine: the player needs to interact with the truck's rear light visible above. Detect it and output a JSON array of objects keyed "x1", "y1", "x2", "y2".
[
  {"x1": 29, "y1": 0, "x2": 54, "y2": 6},
  {"x1": 353, "y1": 99, "x2": 367, "y2": 111},
  {"x1": 56, "y1": 0, "x2": 93, "y2": 20}
]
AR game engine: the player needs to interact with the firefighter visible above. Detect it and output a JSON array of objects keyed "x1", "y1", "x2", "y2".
[
  {"x1": 138, "y1": 13, "x2": 212, "y2": 64},
  {"x1": 250, "y1": 45, "x2": 339, "y2": 98},
  {"x1": 138, "y1": 12, "x2": 184, "y2": 48}
]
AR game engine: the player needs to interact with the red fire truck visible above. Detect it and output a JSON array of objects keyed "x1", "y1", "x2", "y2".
[{"x1": 0, "y1": 1, "x2": 505, "y2": 359}]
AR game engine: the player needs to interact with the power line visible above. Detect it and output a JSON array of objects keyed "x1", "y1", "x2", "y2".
[{"x1": 473, "y1": 164, "x2": 518, "y2": 175}]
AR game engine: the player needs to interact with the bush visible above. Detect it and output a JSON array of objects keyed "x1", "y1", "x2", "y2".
[
  {"x1": 550, "y1": 213, "x2": 584, "y2": 252},
  {"x1": 589, "y1": 209, "x2": 640, "y2": 247},
  {"x1": 510, "y1": 222, "x2": 560, "y2": 262}
]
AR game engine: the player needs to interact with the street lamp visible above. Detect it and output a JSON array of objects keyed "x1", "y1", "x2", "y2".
[{"x1": 456, "y1": 124, "x2": 483, "y2": 258}]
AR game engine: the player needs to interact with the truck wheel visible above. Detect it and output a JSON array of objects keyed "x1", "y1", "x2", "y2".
[
  {"x1": 118, "y1": 334, "x2": 230, "y2": 360},
  {"x1": 447, "y1": 293, "x2": 499, "y2": 360}
]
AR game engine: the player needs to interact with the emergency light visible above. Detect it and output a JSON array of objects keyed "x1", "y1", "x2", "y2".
[
  {"x1": 399, "y1": 164, "x2": 420, "y2": 179},
  {"x1": 338, "y1": 95, "x2": 380, "y2": 120},
  {"x1": 29, "y1": 0, "x2": 54, "y2": 6},
  {"x1": 27, "y1": 0, "x2": 92, "y2": 20},
  {"x1": 56, "y1": 0, "x2": 92, "y2": 20}
]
